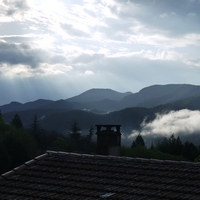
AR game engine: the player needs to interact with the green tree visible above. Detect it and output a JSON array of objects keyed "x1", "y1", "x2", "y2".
[
  {"x1": 10, "y1": 113, "x2": 23, "y2": 129},
  {"x1": 53, "y1": 137, "x2": 69, "y2": 151},
  {"x1": 86, "y1": 125, "x2": 94, "y2": 144},
  {"x1": 4, "y1": 129, "x2": 37, "y2": 169},
  {"x1": 68, "y1": 120, "x2": 81, "y2": 141},
  {"x1": 0, "y1": 112, "x2": 8, "y2": 132},
  {"x1": 182, "y1": 141, "x2": 198, "y2": 161},
  {"x1": 131, "y1": 134, "x2": 145, "y2": 148},
  {"x1": 0, "y1": 116, "x2": 37, "y2": 173},
  {"x1": 150, "y1": 142, "x2": 155, "y2": 150},
  {"x1": 31, "y1": 114, "x2": 40, "y2": 136},
  {"x1": 0, "y1": 110, "x2": 3, "y2": 121},
  {"x1": 156, "y1": 134, "x2": 199, "y2": 161},
  {"x1": 68, "y1": 120, "x2": 81, "y2": 151},
  {"x1": 157, "y1": 137, "x2": 168, "y2": 152},
  {"x1": 121, "y1": 146, "x2": 185, "y2": 161}
]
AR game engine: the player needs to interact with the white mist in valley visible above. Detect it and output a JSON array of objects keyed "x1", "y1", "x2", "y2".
[{"x1": 128, "y1": 109, "x2": 200, "y2": 147}]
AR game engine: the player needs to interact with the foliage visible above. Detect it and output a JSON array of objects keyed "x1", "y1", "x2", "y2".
[
  {"x1": 156, "y1": 134, "x2": 199, "y2": 161},
  {"x1": 131, "y1": 134, "x2": 146, "y2": 148},
  {"x1": 67, "y1": 120, "x2": 96, "y2": 153},
  {"x1": 86, "y1": 125, "x2": 94, "y2": 144},
  {"x1": 2, "y1": 110, "x2": 200, "y2": 175},
  {"x1": 53, "y1": 137, "x2": 69, "y2": 152},
  {"x1": 31, "y1": 114, "x2": 40, "y2": 136},
  {"x1": 121, "y1": 146, "x2": 185, "y2": 161},
  {"x1": 182, "y1": 141, "x2": 198, "y2": 161},
  {"x1": 68, "y1": 120, "x2": 81, "y2": 142},
  {"x1": 10, "y1": 113, "x2": 23, "y2": 129},
  {"x1": 0, "y1": 114, "x2": 97, "y2": 174},
  {"x1": 0, "y1": 116, "x2": 38, "y2": 174},
  {"x1": 129, "y1": 133, "x2": 199, "y2": 162}
]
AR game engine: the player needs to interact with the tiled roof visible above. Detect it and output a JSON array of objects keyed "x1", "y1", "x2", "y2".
[{"x1": 1, "y1": 151, "x2": 200, "y2": 199}]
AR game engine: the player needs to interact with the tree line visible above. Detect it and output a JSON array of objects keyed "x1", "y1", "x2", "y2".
[
  {"x1": 0, "y1": 112, "x2": 96, "y2": 174},
  {"x1": 1, "y1": 111, "x2": 200, "y2": 174},
  {"x1": 121, "y1": 133, "x2": 199, "y2": 162}
]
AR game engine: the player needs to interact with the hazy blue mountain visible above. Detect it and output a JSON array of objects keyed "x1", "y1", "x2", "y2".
[
  {"x1": 43, "y1": 107, "x2": 153, "y2": 134},
  {"x1": 3, "y1": 84, "x2": 200, "y2": 146},
  {"x1": 66, "y1": 88, "x2": 132, "y2": 102},
  {"x1": 41, "y1": 99, "x2": 119, "y2": 114},
  {"x1": 120, "y1": 84, "x2": 200, "y2": 108},
  {"x1": 2, "y1": 91, "x2": 200, "y2": 137},
  {"x1": 155, "y1": 94, "x2": 200, "y2": 111},
  {"x1": 0, "y1": 101, "x2": 22, "y2": 113},
  {"x1": 1, "y1": 84, "x2": 200, "y2": 116},
  {"x1": 42, "y1": 99, "x2": 82, "y2": 110},
  {"x1": 2, "y1": 107, "x2": 153, "y2": 135},
  {"x1": 0, "y1": 99, "x2": 53, "y2": 113}
]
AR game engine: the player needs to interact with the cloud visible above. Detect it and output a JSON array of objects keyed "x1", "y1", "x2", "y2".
[
  {"x1": 0, "y1": 40, "x2": 67, "y2": 65},
  {"x1": 0, "y1": 0, "x2": 29, "y2": 21},
  {"x1": 0, "y1": 40, "x2": 73, "y2": 77},
  {"x1": 84, "y1": 70, "x2": 94, "y2": 75},
  {"x1": 114, "y1": 0, "x2": 200, "y2": 37},
  {"x1": 0, "y1": 40, "x2": 47, "y2": 68},
  {"x1": 129, "y1": 109, "x2": 200, "y2": 146},
  {"x1": 61, "y1": 23, "x2": 90, "y2": 38},
  {"x1": 1, "y1": 0, "x2": 200, "y2": 105},
  {"x1": 72, "y1": 53, "x2": 104, "y2": 65}
]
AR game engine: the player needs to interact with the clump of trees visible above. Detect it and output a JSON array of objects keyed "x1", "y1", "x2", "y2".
[
  {"x1": 0, "y1": 112, "x2": 38, "y2": 173},
  {"x1": 156, "y1": 134, "x2": 199, "y2": 161},
  {"x1": 67, "y1": 121, "x2": 95, "y2": 153},
  {"x1": 0, "y1": 112, "x2": 96, "y2": 174},
  {"x1": 122, "y1": 134, "x2": 199, "y2": 162},
  {"x1": 1, "y1": 110, "x2": 200, "y2": 174}
]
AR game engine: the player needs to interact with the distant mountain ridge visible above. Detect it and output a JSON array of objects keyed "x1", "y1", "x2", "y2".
[
  {"x1": 0, "y1": 99, "x2": 53, "y2": 113},
  {"x1": 1, "y1": 84, "x2": 200, "y2": 114},
  {"x1": 120, "y1": 84, "x2": 200, "y2": 108},
  {"x1": 66, "y1": 88, "x2": 132, "y2": 102},
  {"x1": 2, "y1": 84, "x2": 200, "y2": 136}
]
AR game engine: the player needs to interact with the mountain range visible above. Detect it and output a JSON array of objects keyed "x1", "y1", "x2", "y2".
[{"x1": 1, "y1": 84, "x2": 200, "y2": 136}]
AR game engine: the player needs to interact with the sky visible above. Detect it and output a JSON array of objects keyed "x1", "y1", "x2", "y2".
[{"x1": 1, "y1": 0, "x2": 200, "y2": 105}]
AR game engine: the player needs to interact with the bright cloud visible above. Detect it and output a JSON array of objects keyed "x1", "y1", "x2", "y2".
[
  {"x1": 84, "y1": 70, "x2": 94, "y2": 75},
  {"x1": 141, "y1": 109, "x2": 200, "y2": 136},
  {"x1": 129, "y1": 109, "x2": 200, "y2": 146}
]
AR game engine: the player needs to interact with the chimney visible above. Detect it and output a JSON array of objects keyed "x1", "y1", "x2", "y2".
[{"x1": 96, "y1": 124, "x2": 121, "y2": 156}]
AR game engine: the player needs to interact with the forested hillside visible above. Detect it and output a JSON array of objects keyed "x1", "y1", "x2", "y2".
[
  {"x1": 1, "y1": 111, "x2": 200, "y2": 175},
  {"x1": 2, "y1": 84, "x2": 200, "y2": 174}
]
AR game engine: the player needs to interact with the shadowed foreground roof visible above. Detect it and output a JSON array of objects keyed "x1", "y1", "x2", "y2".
[{"x1": 1, "y1": 151, "x2": 200, "y2": 199}]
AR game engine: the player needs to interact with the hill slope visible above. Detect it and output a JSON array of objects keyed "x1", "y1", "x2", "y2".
[
  {"x1": 66, "y1": 88, "x2": 132, "y2": 102},
  {"x1": 120, "y1": 84, "x2": 200, "y2": 108}
]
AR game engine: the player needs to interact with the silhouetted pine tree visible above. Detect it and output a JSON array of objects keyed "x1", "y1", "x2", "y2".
[
  {"x1": 11, "y1": 113, "x2": 23, "y2": 129},
  {"x1": 131, "y1": 134, "x2": 145, "y2": 148}
]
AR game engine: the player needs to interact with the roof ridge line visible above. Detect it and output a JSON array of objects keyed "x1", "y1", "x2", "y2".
[
  {"x1": 46, "y1": 150, "x2": 200, "y2": 166},
  {"x1": 1, "y1": 152, "x2": 49, "y2": 179}
]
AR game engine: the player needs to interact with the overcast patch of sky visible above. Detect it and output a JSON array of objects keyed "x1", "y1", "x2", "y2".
[{"x1": 0, "y1": 0, "x2": 200, "y2": 104}]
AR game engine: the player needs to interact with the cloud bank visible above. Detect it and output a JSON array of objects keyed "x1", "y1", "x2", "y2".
[{"x1": 129, "y1": 109, "x2": 200, "y2": 146}]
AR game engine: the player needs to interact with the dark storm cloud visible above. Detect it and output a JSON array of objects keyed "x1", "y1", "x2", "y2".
[
  {"x1": 0, "y1": 41, "x2": 67, "y2": 68},
  {"x1": 0, "y1": 41, "x2": 46, "y2": 68}
]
